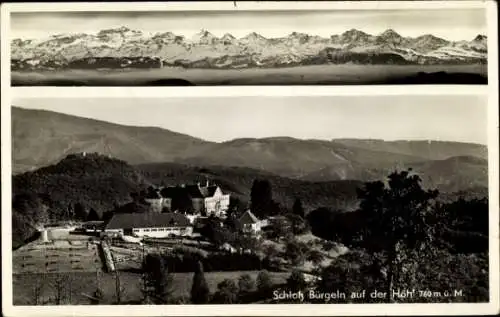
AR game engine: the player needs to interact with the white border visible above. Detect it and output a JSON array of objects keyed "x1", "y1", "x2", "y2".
[
  {"x1": 3, "y1": 1, "x2": 489, "y2": 12},
  {"x1": 2, "y1": 1, "x2": 499, "y2": 317}
]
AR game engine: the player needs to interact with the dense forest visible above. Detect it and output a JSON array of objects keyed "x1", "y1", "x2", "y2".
[{"x1": 12, "y1": 154, "x2": 360, "y2": 248}]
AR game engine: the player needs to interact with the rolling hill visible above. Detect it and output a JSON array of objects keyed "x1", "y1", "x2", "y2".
[
  {"x1": 12, "y1": 106, "x2": 488, "y2": 193},
  {"x1": 12, "y1": 106, "x2": 213, "y2": 173}
]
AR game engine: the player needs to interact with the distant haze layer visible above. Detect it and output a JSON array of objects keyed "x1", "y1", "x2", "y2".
[{"x1": 14, "y1": 95, "x2": 488, "y2": 145}]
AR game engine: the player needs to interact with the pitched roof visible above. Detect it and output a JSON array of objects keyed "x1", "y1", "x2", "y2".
[
  {"x1": 160, "y1": 186, "x2": 183, "y2": 198},
  {"x1": 159, "y1": 184, "x2": 220, "y2": 199},
  {"x1": 199, "y1": 185, "x2": 218, "y2": 197},
  {"x1": 144, "y1": 191, "x2": 162, "y2": 199},
  {"x1": 238, "y1": 210, "x2": 260, "y2": 225},
  {"x1": 105, "y1": 213, "x2": 191, "y2": 229},
  {"x1": 185, "y1": 185, "x2": 204, "y2": 198}
]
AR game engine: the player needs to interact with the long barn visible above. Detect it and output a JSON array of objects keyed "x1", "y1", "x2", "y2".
[{"x1": 103, "y1": 212, "x2": 193, "y2": 238}]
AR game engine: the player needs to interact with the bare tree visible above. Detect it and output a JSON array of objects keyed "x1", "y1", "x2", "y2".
[
  {"x1": 114, "y1": 271, "x2": 126, "y2": 304},
  {"x1": 31, "y1": 274, "x2": 46, "y2": 305},
  {"x1": 52, "y1": 273, "x2": 69, "y2": 305}
]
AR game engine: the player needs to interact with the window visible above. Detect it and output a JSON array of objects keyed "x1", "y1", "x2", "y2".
[
  {"x1": 144, "y1": 229, "x2": 150, "y2": 232},
  {"x1": 133, "y1": 229, "x2": 139, "y2": 232}
]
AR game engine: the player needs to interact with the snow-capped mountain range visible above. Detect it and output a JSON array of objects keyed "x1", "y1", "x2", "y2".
[{"x1": 11, "y1": 27, "x2": 487, "y2": 70}]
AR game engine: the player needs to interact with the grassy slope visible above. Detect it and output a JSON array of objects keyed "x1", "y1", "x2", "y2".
[
  {"x1": 12, "y1": 106, "x2": 212, "y2": 174},
  {"x1": 13, "y1": 271, "x2": 290, "y2": 305},
  {"x1": 13, "y1": 107, "x2": 487, "y2": 186}
]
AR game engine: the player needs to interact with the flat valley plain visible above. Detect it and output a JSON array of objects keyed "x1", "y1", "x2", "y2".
[{"x1": 11, "y1": 64, "x2": 487, "y2": 86}]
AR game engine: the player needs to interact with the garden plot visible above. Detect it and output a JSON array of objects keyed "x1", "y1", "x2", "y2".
[{"x1": 13, "y1": 240, "x2": 102, "y2": 274}]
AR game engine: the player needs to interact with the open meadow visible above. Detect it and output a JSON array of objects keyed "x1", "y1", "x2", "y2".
[{"x1": 13, "y1": 270, "x2": 290, "y2": 305}]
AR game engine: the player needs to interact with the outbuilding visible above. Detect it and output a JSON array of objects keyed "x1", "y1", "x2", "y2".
[{"x1": 104, "y1": 212, "x2": 193, "y2": 238}]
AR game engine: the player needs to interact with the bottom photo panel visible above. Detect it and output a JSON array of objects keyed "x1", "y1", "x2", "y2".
[{"x1": 10, "y1": 94, "x2": 490, "y2": 306}]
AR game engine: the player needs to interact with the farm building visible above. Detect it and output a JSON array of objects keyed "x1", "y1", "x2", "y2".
[
  {"x1": 237, "y1": 210, "x2": 265, "y2": 235},
  {"x1": 103, "y1": 212, "x2": 193, "y2": 238}
]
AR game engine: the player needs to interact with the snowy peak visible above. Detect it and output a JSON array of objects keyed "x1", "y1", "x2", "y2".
[
  {"x1": 288, "y1": 31, "x2": 309, "y2": 38},
  {"x1": 410, "y1": 34, "x2": 450, "y2": 52},
  {"x1": 191, "y1": 29, "x2": 219, "y2": 44},
  {"x1": 10, "y1": 27, "x2": 488, "y2": 70},
  {"x1": 473, "y1": 34, "x2": 487, "y2": 43},
  {"x1": 339, "y1": 29, "x2": 371, "y2": 42},
  {"x1": 377, "y1": 29, "x2": 405, "y2": 45},
  {"x1": 242, "y1": 32, "x2": 267, "y2": 41},
  {"x1": 152, "y1": 32, "x2": 184, "y2": 45},
  {"x1": 379, "y1": 29, "x2": 402, "y2": 38},
  {"x1": 415, "y1": 34, "x2": 448, "y2": 44},
  {"x1": 221, "y1": 33, "x2": 236, "y2": 44}
]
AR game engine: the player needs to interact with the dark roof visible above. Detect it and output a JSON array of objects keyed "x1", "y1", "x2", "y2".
[
  {"x1": 159, "y1": 186, "x2": 180, "y2": 198},
  {"x1": 185, "y1": 185, "x2": 204, "y2": 198},
  {"x1": 160, "y1": 185, "x2": 220, "y2": 199},
  {"x1": 144, "y1": 190, "x2": 162, "y2": 199},
  {"x1": 238, "y1": 210, "x2": 260, "y2": 225},
  {"x1": 105, "y1": 213, "x2": 191, "y2": 229},
  {"x1": 199, "y1": 185, "x2": 218, "y2": 197},
  {"x1": 115, "y1": 202, "x2": 152, "y2": 214}
]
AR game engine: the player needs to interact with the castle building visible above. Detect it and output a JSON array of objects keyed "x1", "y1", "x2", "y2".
[{"x1": 144, "y1": 181, "x2": 230, "y2": 218}]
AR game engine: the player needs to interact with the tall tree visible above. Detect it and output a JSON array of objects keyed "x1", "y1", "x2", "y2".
[
  {"x1": 306, "y1": 249, "x2": 325, "y2": 267},
  {"x1": 287, "y1": 270, "x2": 307, "y2": 292},
  {"x1": 238, "y1": 274, "x2": 256, "y2": 295},
  {"x1": 213, "y1": 279, "x2": 239, "y2": 304},
  {"x1": 356, "y1": 169, "x2": 439, "y2": 302},
  {"x1": 142, "y1": 254, "x2": 172, "y2": 304},
  {"x1": 227, "y1": 196, "x2": 241, "y2": 215},
  {"x1": 87, "y1": 208, "x2": 101, "y2": 221},
  {"x1": 191, "y1": 261, "x2": 210, "y2": 304},
  {"x1": 285, "y1": 240, "x2": 308, "y2": 266},
  {"x1": 250, "y1": 179, "x2": 273, "y2": 218},
  {"x1": 52, "y1": 273, "x2": 70, "y2": 305},
  {"x1": 287, "y1": 213, "x2": 308, "y2": 235},
  {"x1": 256, "y1": 270, "x2": 273, "y2": 296},
  {"x1": 31, "y1": 274, "x2": 46, "y2": 305},
  {"x1": 292, "y1": 198, "x2": 305, "y2": 218},
  {"x1": 74, "y1": 202, "x2": 88, "y2": 221},
  {"x1": 172, "y1": 187, "x2": 194, "y2": 214}
]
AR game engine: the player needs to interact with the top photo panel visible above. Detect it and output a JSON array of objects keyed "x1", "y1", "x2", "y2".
[{"x1": 9, "y1": 2, "x2": 489, "y2": 86}]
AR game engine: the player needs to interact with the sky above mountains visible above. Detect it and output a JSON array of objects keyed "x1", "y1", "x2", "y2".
[
  {"x1": 14, "y1": 95, "x2": 488, "y2": 145},
  {"x1": 11, "y1": 8, "x2": 486, "y2": 41}
]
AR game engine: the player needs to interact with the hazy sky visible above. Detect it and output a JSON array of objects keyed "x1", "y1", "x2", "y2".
[
  {"x1": 14, "y1": 95, "x2": 488, "y2": 145},
  {"x1": 11, "y1": 9, "x2": 486, "y2": 41}
]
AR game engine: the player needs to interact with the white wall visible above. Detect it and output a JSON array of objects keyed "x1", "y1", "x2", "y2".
[
  {"x1": 131, "y1": 226, "x2": 193, "y2": 238},
  {"x1": 103, "y1": 229, "x2": 123, "y2": 238},
  {"x1": 205, "y1": 190, "x2": 230, "y2": 216},
  {"x1": 243, "y1": 222, "x2": 261, "y2": 234},
  {"x1": 144, "y1": 198, "x2": 164, "y2": 212}
]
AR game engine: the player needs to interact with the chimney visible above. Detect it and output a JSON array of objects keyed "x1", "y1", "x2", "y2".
[{"x1": 206, "y1": 179, "x2": 209, "y2": 187}]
